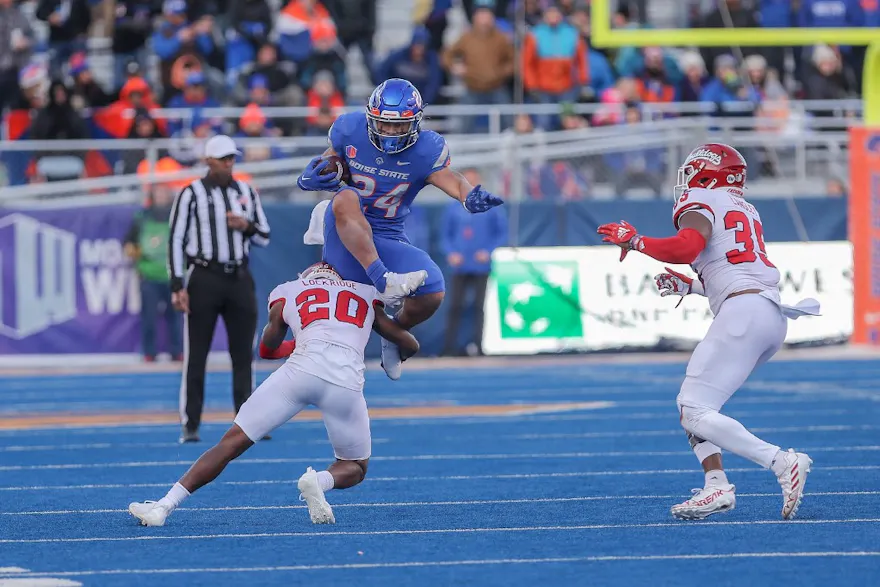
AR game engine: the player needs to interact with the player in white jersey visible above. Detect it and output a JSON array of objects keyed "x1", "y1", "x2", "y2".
[
  {"x1": 128, "y1": 262, "x2": 422, "y2": 527},
  {"x1": 598, "y1": 143, "x2": 820, "y2": 521}
]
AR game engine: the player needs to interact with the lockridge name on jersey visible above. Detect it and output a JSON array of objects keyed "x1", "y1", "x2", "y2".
[{"x1": 300, "y1": 279, "x2": 362, "y2": 289}]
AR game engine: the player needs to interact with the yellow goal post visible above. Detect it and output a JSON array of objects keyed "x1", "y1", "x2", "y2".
[{"x1": 589, "y1": 0, "x2": 879, "y2": 124}]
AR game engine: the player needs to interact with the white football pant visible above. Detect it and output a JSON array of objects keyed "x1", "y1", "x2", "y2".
[{"x1": 677, "y1": 294, "x2": 787, "y2": 469}]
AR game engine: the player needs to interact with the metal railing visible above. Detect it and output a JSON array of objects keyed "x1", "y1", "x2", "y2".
[{"x1": 0, "y1": 110, "x2": 855, "y2": 204}]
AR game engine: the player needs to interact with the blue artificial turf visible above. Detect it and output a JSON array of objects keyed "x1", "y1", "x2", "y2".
[{"x1": 0, "y1": 357, "x2": 878, "y2": 586}]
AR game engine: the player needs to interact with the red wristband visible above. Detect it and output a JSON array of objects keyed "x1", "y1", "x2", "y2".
[
  {"x1": 259, "y1": 339, "x2": 296, "y2": 360},
  {"x1": 635, "y1": 228, "x2": 706, "y2": 265}
]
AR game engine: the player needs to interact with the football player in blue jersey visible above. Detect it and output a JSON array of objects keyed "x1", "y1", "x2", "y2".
[{"x1": 296, "y1": 78, "x2": 504, "y2": 379}]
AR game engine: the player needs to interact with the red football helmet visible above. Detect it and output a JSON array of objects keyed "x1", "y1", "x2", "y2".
[
  {"x1": 300, "y1": 262, "x2": 339, "y2": 281},
  {"x1": 674, "y1": 143, "x2": 747, "y2": 200}
]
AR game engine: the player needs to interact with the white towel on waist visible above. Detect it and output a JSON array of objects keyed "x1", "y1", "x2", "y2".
[
  {"x1": 303, "y1": 199, "x2": 330, "y2": 245},
  {"x1": 759, "y1": 290, "x2": 822, "y2": 320}
]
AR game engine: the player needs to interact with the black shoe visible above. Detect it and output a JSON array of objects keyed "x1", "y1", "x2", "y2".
[{"x1": 179, "y1": 428, "x2": 200, "y2": 443}]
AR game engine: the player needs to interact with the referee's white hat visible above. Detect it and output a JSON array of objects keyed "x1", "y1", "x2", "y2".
[{"x1": 204, "y1": 135, "x2": 242, "y2": 159}]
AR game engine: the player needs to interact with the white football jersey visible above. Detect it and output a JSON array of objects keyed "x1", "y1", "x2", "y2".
[
  {"x1": 672, "y1": 187, "x2": 781, "y2": 316},
  {"x1": 268, "y1": 278, "x2": 379, "y2": 391}
]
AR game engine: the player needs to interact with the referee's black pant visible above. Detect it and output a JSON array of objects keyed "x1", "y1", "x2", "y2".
[
  {"x1": 181, "y1": 263, "x2": 257, "y2": 432},
  {"x1": 442, "y1": 273, "x2": 489, "y2": 356}
]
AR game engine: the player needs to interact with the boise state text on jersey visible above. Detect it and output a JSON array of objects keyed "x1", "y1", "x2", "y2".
[{"x1": 329, "y1": 111, "x2": 450, "y2": 239}]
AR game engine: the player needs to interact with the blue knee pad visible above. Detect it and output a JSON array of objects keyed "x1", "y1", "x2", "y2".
[{"x1": 322, "y1": 196, "x2": 445, "y2": 296}]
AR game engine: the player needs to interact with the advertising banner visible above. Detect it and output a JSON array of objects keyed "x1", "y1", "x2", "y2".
[
  {"x1": 0, "y1": 205, "x2": 228, "y2": 355},
  {"x1": 482, "y1": 243, "x2": 853, "y2": 355}
]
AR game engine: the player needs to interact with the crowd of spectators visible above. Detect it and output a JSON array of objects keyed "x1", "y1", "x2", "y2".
[{"x1": 0, "y1": 0, "x2": 870, "y2": 191}]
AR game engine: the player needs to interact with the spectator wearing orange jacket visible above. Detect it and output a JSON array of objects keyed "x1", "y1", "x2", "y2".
[{"x1": 521, "y1": 4, "x2": 587, "y2": 130}]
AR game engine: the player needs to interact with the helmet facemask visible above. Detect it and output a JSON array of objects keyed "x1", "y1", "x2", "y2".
[
  {"x1": 674, "y1": 163, "x2": 696, "y2": 200},
  {"x1": 367, "y1": 111, "x2": 422, "y2": 154}
]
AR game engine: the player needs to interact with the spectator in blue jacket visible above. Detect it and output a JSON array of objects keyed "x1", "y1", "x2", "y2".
[
  {"x1": 152, "y1": 0, "x2": 215, "y2": 103},
  {"x1": 569, "y1": 7, "x2": 615, "y2": 101},
  {"x1": 441, "y1": 168, "x2": 508, "y2": 357},
  {"x1": 165, "y1": 71, "x2": 221, "y2": 138},
  {"x1": 377, "y1": 27, "x2": 442, "y2": 106},
  {"x1": 700, "y1": 54, "x2": 760, "y2": 115},
  {"x1": 586, "y1": 50, "x2": 615, "y2": 98},
  {"x1": 225, "y1": 0, "x2": 273, "y2": 88},
  {"x1": 152, "y1": 1, "x2": 214, "y2": 63}
]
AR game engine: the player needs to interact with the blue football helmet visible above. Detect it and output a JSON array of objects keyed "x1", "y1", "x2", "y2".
[{"x1": 366, "y1": 78, "x2": 424, "y2": 154}]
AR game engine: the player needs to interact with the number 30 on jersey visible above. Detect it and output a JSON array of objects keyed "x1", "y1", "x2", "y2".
[{"x1": 724, "y1": 210, "x2": 775, "y2": 268}]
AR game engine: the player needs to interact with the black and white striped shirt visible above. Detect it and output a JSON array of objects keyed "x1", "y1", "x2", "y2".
[{"x1": 167, "y1": 177, "x2": 270, "y2": 292}]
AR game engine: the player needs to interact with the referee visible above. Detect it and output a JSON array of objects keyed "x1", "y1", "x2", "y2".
[{"x1": 168, "y1": 135, "x2": 271, "y2": 443}]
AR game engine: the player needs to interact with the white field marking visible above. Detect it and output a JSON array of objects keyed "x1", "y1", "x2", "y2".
[
  {"x1": 2, "y1": 465, "x2": 879, "y2": 492},
  {"x1": 0, "y1": 569, "x2": 83, "y2": 587},
  {"x1": 3, "y1": 431, "x2": 878, "y2": 471},
  {"x1": 0, "y1": 580, "x2": 83, "y2": 586},
  {"x1": 502, "y1": 407, "x2": 867, "y2": 424},
  {"x1": 2, "y1": 393, "x2": 873, "y2": 438},
  {"x1": 510, "y1": 424, "x2": 880, "y2": 440},
  {"x1": 598, "y1": 397, "x2": 858, "y2": 409},
  {"x1": 4, "y1": 491, "x2": 880, "y2": 517},
  {"x1": 0, "y1": 431, "x2": 872, "y2": 456},
  {"x1": 1, "y1": 407, "x2": 865, "y2": 439},
  {"x1": 1, "y1": 552, "x2": 880, "y2": 578},
  {"x1": 0, "y1": 446, "x2": 880, "y2": 471},
  {"x1": 3, "y1": 519, "x2": 880, "y2": 545}
]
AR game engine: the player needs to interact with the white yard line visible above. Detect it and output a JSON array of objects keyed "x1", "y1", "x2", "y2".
[
  {"x1": 1, "y1": 552, "x2": 879, "y2": 578},
  {"x1": 2, "y1": 519, "x2": 879, "y2": 545},
  {"x1": 2, "y1": 465, "x2": 878, "y2": 492},
  {"x1": 3, "y1": 491, "x2": 879, "y2": 517}
]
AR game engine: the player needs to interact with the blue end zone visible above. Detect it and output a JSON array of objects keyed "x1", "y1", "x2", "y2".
[{"x1": 0, "y1": 357, "x2": 878, "y2": 586}]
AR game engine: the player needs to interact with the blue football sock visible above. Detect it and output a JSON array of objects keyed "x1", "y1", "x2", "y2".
[{"x1": 366, "y1": 259, "x2": 389, "y2": 292}]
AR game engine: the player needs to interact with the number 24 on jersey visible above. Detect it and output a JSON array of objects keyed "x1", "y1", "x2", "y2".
[{"x1": 351, "y1": 173, "x2": 409, "y2": 218}]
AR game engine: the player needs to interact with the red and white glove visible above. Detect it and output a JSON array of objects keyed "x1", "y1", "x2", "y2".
[
  {"x1": 597, "y1": 220, "x2": 643, "y2": 262},
  {"x1": 655, "y1": 266, "x2": 704, "y2": 301}
]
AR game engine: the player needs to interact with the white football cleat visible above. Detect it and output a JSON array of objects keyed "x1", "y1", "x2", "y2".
[
  {"x1": 380, "y1": 337, "x2": 402, "y2": 380},
  {"x1": 298, "y1": 467, "x2": 335, "y2": 524},
  {"x1": 377, "y1": 270, "x2": 427, "y2": 307},
  {"x1": 775, "y1": 448, "x2": 812, "y2": 519},
  {"x1": 128, "y1": 501, "x2": 169, "y2": 527},
  {"x1": 670, "y1": 484, "x2": 736, "y2": 520}
]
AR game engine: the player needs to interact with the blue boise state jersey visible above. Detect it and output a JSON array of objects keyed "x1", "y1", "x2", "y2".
[{"x1": 329, "y1": 112, "x2": 451, "y2": 239}]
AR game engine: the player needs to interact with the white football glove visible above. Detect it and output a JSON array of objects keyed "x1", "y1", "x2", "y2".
[{"x1": 655, "y1": 267, "x2": 704, "y2": 304}]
